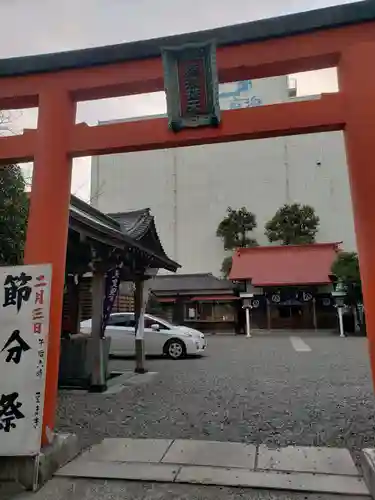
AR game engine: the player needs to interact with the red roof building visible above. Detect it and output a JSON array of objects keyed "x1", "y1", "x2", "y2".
[
  {"x1": 230, "y1": 243, "x2": 340, "y2": 331},
  {"x1": 230, "y1": 243, "x2": 340, "y2": 286}
]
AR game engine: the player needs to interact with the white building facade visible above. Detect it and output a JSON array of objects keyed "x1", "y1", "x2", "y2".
[{"x1": 91, "y1": 76, "x2": 356, "y2": 276}]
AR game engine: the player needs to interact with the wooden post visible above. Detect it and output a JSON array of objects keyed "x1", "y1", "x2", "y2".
[
  {"x1": 24, "y1": 89, "x2": 76, "y2": 446},
  {"x1": 266, "y1": 299, "x2": 271, "y2": 331},
  {"x1": 90, "y1": 264, "x2": 107, "y2": 391},
  {"x1": 312, "y1": 298, "x2": 317, "y2": 331},
  {"x1": 338, "y1": 41, "x2": 375, "y2": 381},
  {"x1": 134, "y1": 279, "x2": 147, "y2": 374},
  {"x1": 68, "y1": 276, "x2": 81, "y2": 335}
]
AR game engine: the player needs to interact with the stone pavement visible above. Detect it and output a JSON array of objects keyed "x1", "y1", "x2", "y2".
[
  {"x1": 9, "y1": 478, "x2": 371, "y2": 500},
  {"x1": 55, "y1": 438, "x2": 369, "y2": 496}
]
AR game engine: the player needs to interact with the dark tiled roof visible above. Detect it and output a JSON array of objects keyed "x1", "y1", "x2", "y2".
[
  {"x1": 108, "y1": 210, "x2": 173, "y2": 266},
  {"x1": 109, "y1": 209, "x2": 152, "y2": 240},
  {"x1": 70, "y1": 195, "x2": 121, "y2": 233},
  {"x1": 0, "y1": 2, "x2": 374, "y2": 77},
  {"x1": 69, "y1": 196, "x2": 179, "y2": 272},
  {"x1": 151, "y1": 273, "x2": 234, "y2": 293}
]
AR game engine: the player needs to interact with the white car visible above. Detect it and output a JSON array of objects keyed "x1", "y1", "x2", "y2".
[{"x1": 80, "y1": 312, "x2": 207, "y2": 360}]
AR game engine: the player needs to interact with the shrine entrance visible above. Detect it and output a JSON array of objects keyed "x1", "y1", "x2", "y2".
[{"x1": 1, "y1": 1, "x2": 375, "y2": 445}]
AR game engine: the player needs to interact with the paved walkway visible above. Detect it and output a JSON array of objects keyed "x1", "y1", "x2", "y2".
[{"x1": 56, "y1": 438, "x2": 369, "y2": 496}]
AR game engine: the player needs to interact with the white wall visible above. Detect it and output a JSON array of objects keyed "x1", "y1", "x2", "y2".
[
  {"x1": 91, "y1": 77, "x2": 356, "y2": 276},
  {"x1": 286, "y1": 131, "x2": 355, "y2": 250}
]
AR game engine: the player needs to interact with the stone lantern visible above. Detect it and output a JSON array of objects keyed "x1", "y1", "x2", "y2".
[
  {"x1": 240, "y1": 292, "x2": 254, "y2": 338},
  {"x1": 332, "y1": 279, "x2": 347, "y2": 338}
]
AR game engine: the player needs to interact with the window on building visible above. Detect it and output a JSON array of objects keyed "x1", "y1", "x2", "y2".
[
  {"x1": 184, "y1": 302, "x2": 235, "y2": 322},
  {"x1": 277, "y1": 306, "x2": 303, "y2": 319}
]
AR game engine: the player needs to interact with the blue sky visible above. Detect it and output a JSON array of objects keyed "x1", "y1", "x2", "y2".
[{"x1": 0, "y1": 0, "x2": 360, "y2": 200}]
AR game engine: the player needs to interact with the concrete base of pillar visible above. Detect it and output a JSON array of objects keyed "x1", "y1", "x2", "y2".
[
  {"x1": 0, "y1": 432, "x2": 79, "y2": 491},
  {"x1": 89, "y1": 383, "x2": 108, "y2": 393},
  {"x1": 134, "y1": 367, "x2": 148, "y2": 374},
  {"x1": 361, "y1": 448, "x2": 375, "y2": 498},
  {"x1": 135, "y1": 338, "x2": 147, "y2": 374}
]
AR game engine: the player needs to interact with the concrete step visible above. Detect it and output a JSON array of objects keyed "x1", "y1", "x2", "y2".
[{"x1": 55, "y1": 438, "x2": 369, "y2": 496}]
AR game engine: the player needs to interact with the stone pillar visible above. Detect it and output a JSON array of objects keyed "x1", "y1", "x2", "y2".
[
  {"x1": 90, "y1": 264, "x2": 107, "y2": 391},
  {"x1": 245, "y1": 307, "x2": 251, "y2": 338},
  {"x1": 134, "y1": 279, "x2": 147, "y2": 374}
]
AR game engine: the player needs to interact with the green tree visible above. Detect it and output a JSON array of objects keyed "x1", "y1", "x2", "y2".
[
  {"x1": 331, "y1": 251, "x2": 362, "y2": 303},
  {"x1": 331, "y1": 251, "x2": 364, "y2": 334},
  {"x1": 217, "y1": 207, "x2": 258, "y2": 250},
  {"x1": 221, "y1": 255, "x2": 233, "y2": 278},
  {"x1": 265, "y1": 203, "x2": 319, "y2": 245},
  {"x1": 0, "y1": 164, "x2": 28, "y2": 265},
  {"x1": 217, "y1": 207, "x2": 258, "y2": 277}
]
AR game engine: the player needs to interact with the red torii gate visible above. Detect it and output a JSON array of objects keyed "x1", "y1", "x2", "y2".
[{"x1": 1, "y1": 1, "x2": 375, "y2": 446}]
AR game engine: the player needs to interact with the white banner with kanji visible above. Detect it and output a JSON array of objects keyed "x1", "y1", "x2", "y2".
[{"x1": 0, "y1": 264, "x2": 51, "y2": 456}]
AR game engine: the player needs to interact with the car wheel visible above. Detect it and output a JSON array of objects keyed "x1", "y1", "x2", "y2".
[{"x1": 164, "y1": 339, "x2": 186, "y2": 360}]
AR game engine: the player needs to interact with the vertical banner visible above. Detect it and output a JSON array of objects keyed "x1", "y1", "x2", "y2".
[
  {"x1": 135, "y1": 280, "x2": 153, "y2": 340},
  {"x1": 102, "y1": 267, "x2": 121, "y2": 334},
  {"x1": 0, "y1": 264, "x2": 52, "y2": 456}
]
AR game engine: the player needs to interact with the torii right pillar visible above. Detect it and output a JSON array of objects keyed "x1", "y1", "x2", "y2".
[{"x1": 339, "y1": 41, "x2": 375, "y2": 386}]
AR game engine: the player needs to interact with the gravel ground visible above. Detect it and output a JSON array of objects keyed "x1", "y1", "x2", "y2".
[{"x1": 56, "y1": 335, "x2": 375, "y2": 456}]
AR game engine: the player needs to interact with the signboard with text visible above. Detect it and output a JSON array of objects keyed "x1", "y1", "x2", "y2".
[
  {"x1": 219, "y1": 80, "x2": 262, "y2": 110},
  {"x1": 162, "y1": 41, "x2": 220, "y2": 131},
  {"x1": 0, "y1": 264, "x2": 51, "y2": 456}
]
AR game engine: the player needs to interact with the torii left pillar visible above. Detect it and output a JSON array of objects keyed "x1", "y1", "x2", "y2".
[{"x1": 25, "y1": 89, "x2": 76, "y2": 446}]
